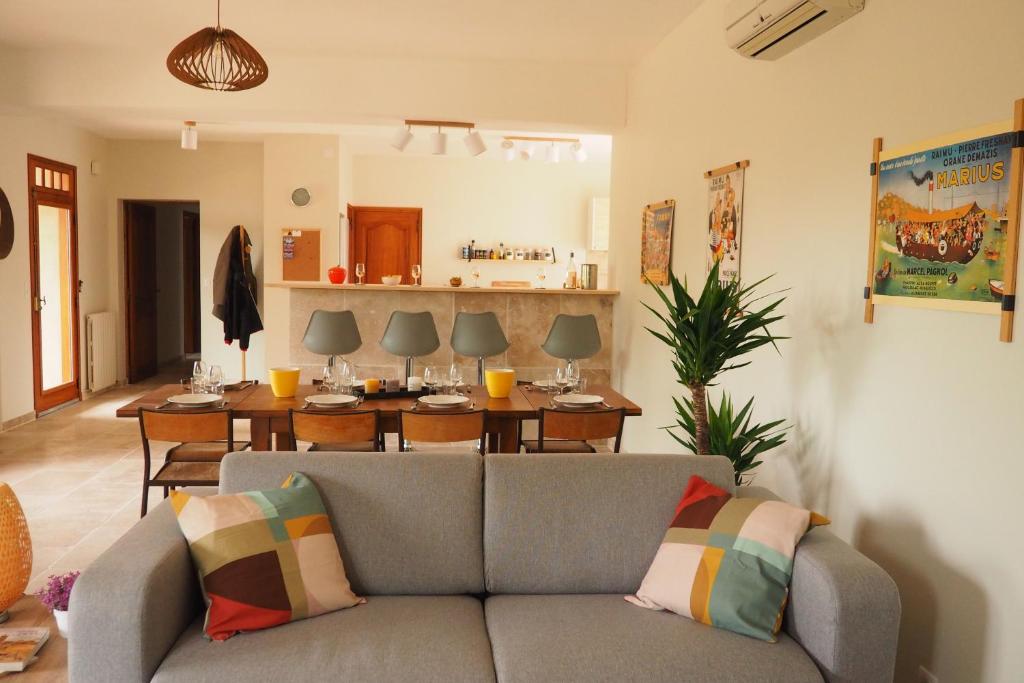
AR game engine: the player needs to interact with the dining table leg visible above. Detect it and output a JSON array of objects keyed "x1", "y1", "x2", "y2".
[
  {"x1": 495, "y1": 418, "x2": 520, "y2": 453},
  {"x1": 249, "y1": 418, "x2": 273, "y2": 451}
]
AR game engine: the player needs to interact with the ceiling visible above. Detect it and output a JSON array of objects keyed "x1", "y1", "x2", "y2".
[{"x1": 0, "y1": 0, "x2": 703, "y2": 66}]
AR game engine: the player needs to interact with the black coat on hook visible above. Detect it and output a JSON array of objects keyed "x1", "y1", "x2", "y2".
[{"x1": 0, "y1": 187, "x2": 13, "y2": 260}]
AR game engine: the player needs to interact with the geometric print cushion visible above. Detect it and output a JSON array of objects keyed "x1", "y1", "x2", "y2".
[
  {"x1": 170, "y1": 472, "x2": 363, "y2": 641},
  {"x1": 625, "y1": 475, "x2": 828, "y2": 641}
]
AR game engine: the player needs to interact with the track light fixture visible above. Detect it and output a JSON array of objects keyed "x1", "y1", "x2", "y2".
[
  {"x1": 391, "y1": 125, "x2": 414, "y2": 151},
  {"x1": 393, "y1": 120, "x2": 484, "y2": 156},
  {"x1": 502, "y1": 136, "x2": 585, "y2": 163},
  {"x1": 181, "y1": 121, "x2": 198, "y2": 150},
  {"x1": 431, "y1": 127, "x2": 448, "y2": 155},
  {"x1": 464, "y1": 129, "x2": 487, "y2": 157}
]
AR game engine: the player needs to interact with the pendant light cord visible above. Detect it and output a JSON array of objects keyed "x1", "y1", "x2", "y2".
[{"x1": 216, "y1": 0, "x2": 221, "y2": 30}]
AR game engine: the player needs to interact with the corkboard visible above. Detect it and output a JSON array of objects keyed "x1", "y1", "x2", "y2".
[{"x1": 282, "y1": 228, "x2": 321, "y2": 281}]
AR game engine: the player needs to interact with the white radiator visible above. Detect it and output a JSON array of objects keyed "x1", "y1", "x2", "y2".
[{"x1": 87, "y1": 312, "x2": 116, "y2": 392}]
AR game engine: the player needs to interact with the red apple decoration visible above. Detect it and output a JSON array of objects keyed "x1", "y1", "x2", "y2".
[{"x1": 327, "y1": 265, "x2": 347, "y2": 284}]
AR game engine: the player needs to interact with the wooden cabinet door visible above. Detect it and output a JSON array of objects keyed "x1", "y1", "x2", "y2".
[
  {"x1": 125, "y1": 202, "x2": 158, "y2": 383},
  {"x1": 348, "y1": 206, "x2": 422, "y2": 285}
]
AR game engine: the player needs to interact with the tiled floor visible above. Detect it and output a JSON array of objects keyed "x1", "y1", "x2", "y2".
[{"x1": 0, "y1": 364, "x2": 239, "y2": 591}]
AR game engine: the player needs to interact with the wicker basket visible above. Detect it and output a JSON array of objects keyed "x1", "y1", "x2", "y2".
[{"x1": 0, "y1": 483, "x2": 32, "y2": 619}]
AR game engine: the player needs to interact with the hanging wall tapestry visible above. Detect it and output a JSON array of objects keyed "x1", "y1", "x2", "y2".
[
  {"x1": 641, "y1": 199, "x2": 675, "y2": 285},
  {"x1": 705, "y1": 160, "x2": 748, "y2": 286},
  {"x1": 864, "y1": 99, "x2": 1023, "y2": 342}
]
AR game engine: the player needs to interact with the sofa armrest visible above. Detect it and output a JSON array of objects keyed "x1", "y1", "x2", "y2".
[
  {"x1": 68, "y1": 499, "x2": 201, "y2": 683},
  {"x1": 739, "y1": 486, "x2": 901, "y2": 682}
]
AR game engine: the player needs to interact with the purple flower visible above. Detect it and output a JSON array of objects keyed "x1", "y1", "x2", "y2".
[{"x1": 35, "y1": 571, "x2": 80, "y2": 612}]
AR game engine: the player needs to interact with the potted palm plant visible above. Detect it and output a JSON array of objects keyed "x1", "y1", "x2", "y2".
[{"x1": 644, "y1": 263, "x2": 788, "y2": 483}]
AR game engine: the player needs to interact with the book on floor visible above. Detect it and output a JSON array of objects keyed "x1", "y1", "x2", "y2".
[{"x1": 0, "y1": 627, "x2": 50, "y2": 672}]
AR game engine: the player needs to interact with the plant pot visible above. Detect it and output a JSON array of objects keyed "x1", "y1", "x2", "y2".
[
  {"x1": 327, "y1": 265, "x2": 347, "y2": 284},
  {"x1": 54, "y1": 609, "x2": 69, "y2": 638}
]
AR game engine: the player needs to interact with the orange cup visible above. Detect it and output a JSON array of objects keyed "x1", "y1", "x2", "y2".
[
  {"x1": 485, "y1": 368, "x2": 516, "y2": 398},
  {"x1": 363, "y1": 378, "x2": 381, "y2": 394}
]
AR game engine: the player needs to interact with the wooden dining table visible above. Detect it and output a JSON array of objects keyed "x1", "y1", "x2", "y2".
[{"x1": 116, "y1": 383, "x2": 642, "y2": 453}]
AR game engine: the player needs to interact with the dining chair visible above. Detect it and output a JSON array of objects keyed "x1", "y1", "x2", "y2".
[
  {"x1": 541, "y1": 314, "x2": 602, "y2": 364},
  {"x1": 397, "y1": 409, "x2": 488, "y2": 454},
  {"x1": 522, "y1": 406, "x2": 626, "y2": 453},
  {"x1": 137, "y1": 408, "x2": 239, "y2": 518},
  {"x1": 288, "y1": 408, "x2": 382, "y2": 452},
  {"x1": 450, "y1": 311, "x2": 510, "y2": 384},
  {"x1": 380, "y1": 311, "x2": 441, "y2": 381},
  {"x1": 302, "y1": 309, "x2": 362, "y2": 366}
]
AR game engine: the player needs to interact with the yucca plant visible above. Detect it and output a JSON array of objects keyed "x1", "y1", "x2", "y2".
[
  {"x1": 666, "y1": 393, "x2": 788, "y2": 485},
  {"x1": 644, "y1": 262, "x2": 787, "y2": 458}
]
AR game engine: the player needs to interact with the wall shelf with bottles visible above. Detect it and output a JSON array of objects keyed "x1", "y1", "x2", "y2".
[
  {"x1": 458, "y1": 258, "x2": 557, "y2": 264},
  {"x1": 459, "y1": 241, "x2": 557, "y2": 264}
]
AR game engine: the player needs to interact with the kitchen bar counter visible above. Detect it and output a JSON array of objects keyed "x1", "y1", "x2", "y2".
[{"x1": 266, "y1": 281, "x2": 618, "y2": 296}]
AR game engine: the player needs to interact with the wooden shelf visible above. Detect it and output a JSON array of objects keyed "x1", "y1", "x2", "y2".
[
  {"x1": 461, "y1": 258, "x2": 557, "y2": 265},
  {"x1": 266, "y1": 281, "x2": 617, "y2": 296}
]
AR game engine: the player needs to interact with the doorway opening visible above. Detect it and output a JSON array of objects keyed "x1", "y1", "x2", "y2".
[
  {"x1": 124, "y1": 201, "x2": 201, "y2": 384},
  {"x1": 28, "y1": 155, "x2": 81, "y2": 415}
]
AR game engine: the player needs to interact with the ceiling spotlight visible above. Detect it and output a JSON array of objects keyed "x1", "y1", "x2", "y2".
[
  {"x1": 547, "y1": 143, "x2": 560, "y2": 164},
  {"x1": 571, "y1": 141, "x2": 587, "y2": 162},
  {"x1": 392, "y1": 125, "x2": 414, "y2": 151},
  {"x1": 181, "y1": 121, "x2": 198, "y2": 150},
  {"x1": 464, "y1": 129, "x2": 487, "y2": 157},
  {"x1": 501, "y1": 140, "x2": 515, "y2": 162},
  {"x1": 519, "y1": 142, "x2": 535, "y2": 161},
  {"x1": 431, "y1": 128, "x2": 448, "y2": 155}
]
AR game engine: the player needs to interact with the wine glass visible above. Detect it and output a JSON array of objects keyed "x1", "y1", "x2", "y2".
[
  {"x1": 355, "y1": 262, "x2": 366, "y2": 284},
  {"x1": 423, "y1": 366, "x2": 438, "y2": 394},
  {"x1": 536, "y1": 267, "x2": 547, "y2": 289},
  {"x1": 192, "y1": 360, "x2": 207, "y2": 393},
  {"x1": 412, "y1": 264, "x2": 422, "y2": 286},
  {"x1": 207, "y1": 365, "x2": 224, "y2": 396},
  {"x1": 554, "y1": 366, "x2": 569, "y2": 394},
  {"x1": 321, "y1": 365, "x2": 336, "y2": 394},
  {"x1": 449, "y1": 363, "x2": 463, "y2": 392},
  {"x1": 471, "y1": 266, "x2": 481, "y2": 288},
  {"x1": 565, "y1": 360, "x2": 580, "y2": 393},
  {"x1": 337, "y1": 360, "x2": 355, "y2": 395}
]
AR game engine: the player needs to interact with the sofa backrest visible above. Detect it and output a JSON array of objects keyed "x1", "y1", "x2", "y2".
[
  {"x1": 220, "y1": 452, "x2": 484, "y2": 595},
  {"x1": 484, "y1": 453, "x2": 736, "y2": 594}
]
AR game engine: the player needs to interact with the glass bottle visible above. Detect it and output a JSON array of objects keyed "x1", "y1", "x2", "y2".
[{"x1": 565, "y1": 252, "x2": 578, "y2": 289}]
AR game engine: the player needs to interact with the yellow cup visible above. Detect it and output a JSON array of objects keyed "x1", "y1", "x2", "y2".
[
  {"x1": 363, "y1": 377, "x2": 381, "y2": 394},
  {"x1": 268, "y1": 367, "x2": 301, "y2": 398},
  {"x1": 485, "y1": 368, "x2": 516, "y2": 398}
]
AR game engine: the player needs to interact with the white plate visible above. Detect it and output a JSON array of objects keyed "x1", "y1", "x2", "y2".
[
  {"x1": 167, "y1": 393, "x2": 221, "y2": 406},
  {"x1": 532, "y1": 379, "x2": 557, "y2": 388},
  {"x1": 418, "y1": 394, "x2": 470, "y2": 408},
  {"x1": 553, "y1": 394, "x2": 604, "y2": 407},
  {"x1": 306, "y1": 394, "x2": 360, "y2": 407}
]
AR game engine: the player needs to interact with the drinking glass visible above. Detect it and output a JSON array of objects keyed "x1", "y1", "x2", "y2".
[
  {"x1": 355, "y1": 263, "x2": 366, "y2": 284},
  {"x1": 321, "y1": 365, "x2": 336, "y2": 394},
  {"x1": 449, "y1": 363, "x2": 463, "y2": 391},
  {"x1": 338, "y1": 360, "x2": 355, "y2": 395},
  {"x1": 192, "y1": 360, "x2": 207, "y2": 394},
  {"x1": 536, "y1": 267, "x2": 546, "y2": 289},
  {"x1": 554, "y1": 367, "x2": 569, "y2": 394},
  {"x1": 412, "y1": 264, "x2": 422, "y2": 286},
  {"x1": 471, "y1": 266, "x2": 481, "y2": 288},
  {"x1": 423, "y1": 366, "x2": 438, "y2": 394},
  {"x1": 207, "y1": 365, "x2": 224, "y2": 396},
  {"x1": 566, "y1": 360, "x2": 580, "y2": 393}
]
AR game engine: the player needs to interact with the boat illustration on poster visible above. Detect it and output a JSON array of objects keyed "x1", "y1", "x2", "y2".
[{"x1": 871, "y1": 126, "x2": 1014, "y2": 309}]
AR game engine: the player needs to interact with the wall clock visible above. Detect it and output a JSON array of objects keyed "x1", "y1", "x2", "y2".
[
  {"x1": 291, "y1": 187, "x2": 311, "y2": 207},
  {"x1": 0, "y1": 187, "x2": 13, "y2": 260}
]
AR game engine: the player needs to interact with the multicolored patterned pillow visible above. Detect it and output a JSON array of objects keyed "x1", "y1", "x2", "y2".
[
  {"x1": 171, "y1": 472, "x2": 363, "y2": 641},
  {"x1": 626, "y1": 475, "x2": 828, "y2": 641}
]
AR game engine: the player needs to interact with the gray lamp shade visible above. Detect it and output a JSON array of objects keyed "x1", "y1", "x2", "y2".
[
  {"x1": 450, "y1": 312, "x2": 510, "y2": 359},
  {"x1": 380, "y1": 311, "x2": 441, "y2": 358},
  {"x1": 541, "y1": 314, "x2": 601, "y2": 360},
  {"x1": 302, "y1": 310, "x2": 362, "y2": 356}
]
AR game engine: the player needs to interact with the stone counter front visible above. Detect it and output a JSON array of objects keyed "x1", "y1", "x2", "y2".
[{"x1": 276, "y1": 283, "x2": 616, "y2": 384}]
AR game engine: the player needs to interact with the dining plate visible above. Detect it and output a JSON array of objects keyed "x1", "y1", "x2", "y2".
[
  {"x1": 167, "y1": 393, "x2": 222, "y2": 406},
  {"x1": 532, "y1": 379, "x2": 557, "y2": 388},
  {"x1": 306, "y1": 394, "x2": 360, "y2": 407},
  {"x1": 418, "y1": 394, "x2": 470, "y2": 408},
  {"x1": 553, "y1": 393, "x2": 604, "y2": 408}
]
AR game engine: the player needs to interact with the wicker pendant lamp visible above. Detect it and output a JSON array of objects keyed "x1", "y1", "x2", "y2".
[
  {"x1": 166, "y1": 0, "x2": 268, "y2": 92},
  {"x1": 0, "y1": 483, "x2": 32, "y2": 623}
]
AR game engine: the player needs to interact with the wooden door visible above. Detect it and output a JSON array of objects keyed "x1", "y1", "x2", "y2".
[
  {"x1": 348, "y1": 206, "x2": 422, "y2": 285},
  {"x1": 27, "y1": 155, "x2": 81, "y2": 414},
  {"x1": 182, "y1": 210, "x2": 201, "y2": 355},
  {"x1": 125, "y1": 202, "x2": 158, "y2": 383}
]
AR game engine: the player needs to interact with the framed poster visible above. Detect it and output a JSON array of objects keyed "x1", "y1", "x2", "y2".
[
  {"x1": 864, "y1": 99, "x2": 1023, "y2": 341},
  {"x1": 641, "y1": 199, "x2": 675, "y2": 285},
  {"x1": 705, "y1": 160, "x2": 748, "y2": 286}
]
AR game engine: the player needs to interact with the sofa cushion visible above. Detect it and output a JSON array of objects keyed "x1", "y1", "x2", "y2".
[
  {"x1": 153, "y1": 596, "x2": 496, "y2": 683},
  {"x1": 220, "y1": 452, "x2": 485, "y2": 594},
  {"x1": 485, "y1": 594, "x2": 823, "y2": 683},
  {"x1": 484, "y1": 454, "x2": 736, "y2": 594}
]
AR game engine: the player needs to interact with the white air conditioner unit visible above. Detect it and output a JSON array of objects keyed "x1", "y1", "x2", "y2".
[{"x1": 726, "y1": 0, "x2": 864, "y2": 60}]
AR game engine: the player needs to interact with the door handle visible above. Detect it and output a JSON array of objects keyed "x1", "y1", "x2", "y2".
[{"x1": 33, "y1": 295, "x2": 47, "y2": 312}]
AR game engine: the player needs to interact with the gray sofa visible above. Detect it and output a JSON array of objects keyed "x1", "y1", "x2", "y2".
[{"x1": 69, "y1": 453, "x2": 900, "y2": 682}]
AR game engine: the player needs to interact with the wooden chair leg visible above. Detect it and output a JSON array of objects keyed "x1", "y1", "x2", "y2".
[
  {"x1": 162, "y1": 486, "x2": 169, "y2": 499},
  {"x1": 141, "y1": 484, "x2": 149, "y2": 519}
]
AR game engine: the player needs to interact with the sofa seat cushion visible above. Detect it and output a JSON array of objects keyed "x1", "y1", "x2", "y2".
[
  {"x1": 153, "y1": 596, "x2": 496, "y2": 683},
  {"x1": 484, "y1": 595, "x2": 823, "y2": 683}
]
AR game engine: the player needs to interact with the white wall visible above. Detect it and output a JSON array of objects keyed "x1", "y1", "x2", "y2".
[
  {"x1": 350, "y1": 154, "x2": 610, "y2": 286},
  {"x1": 609, "y1": 1, "x2": 1024, "y2": 681},
  {"x1": 0, "y1": 112, "x2": 108, "y2": 424},
  {"x1": 106, "y1": 141, "x2": 264, "y2": 383}
]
